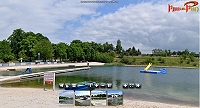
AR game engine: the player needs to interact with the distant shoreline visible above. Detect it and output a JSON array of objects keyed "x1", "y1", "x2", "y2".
[
  {"x1": 105, "y1": 63, "x2": 199, "y2": 69},
  {"x1": 0, "y1": 62, "x2": 198, "y2": 72},
  {"x1": 124, "y1": 64, "x2": 199, "y2": 69}
]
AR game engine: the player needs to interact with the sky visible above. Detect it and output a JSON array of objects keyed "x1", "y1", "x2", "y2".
[
  {"x1": 59, "y1": 90, "x2": 74, "y2": 97},
  {"x1": 107, "y1": 90, "x2": 123, "y2": 95},
  {"x1": 75, "y1": 90, "x2": 90, "y2": 96},
  {"x1": 91, "y1": 90, "x2": 106, "y2": 95},
  {"x1": 0, "y1": 0, "x2": 199, "y2": 54}
]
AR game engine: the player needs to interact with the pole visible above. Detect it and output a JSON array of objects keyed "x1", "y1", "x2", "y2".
[
  {"x1": 43, "y1": 77, "x2": 46, "y2": 91},
  {"x1": 53, "y1": 72, "x2": 55, "y2": 91},
  {"x1": 66, "y1": 53, "x2": 67, "y2": 62},
  {"x1": 38, "y1": 53, "x2": 40, "y2": 62}
]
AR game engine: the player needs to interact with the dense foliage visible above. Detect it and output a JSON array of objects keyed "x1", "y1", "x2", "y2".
[
  {"x1": 1, "y1": 28, "x2": 138, "y2": 63},
  {"x1": 0, "y1": 28, "x2": 198, "y2": 64}
]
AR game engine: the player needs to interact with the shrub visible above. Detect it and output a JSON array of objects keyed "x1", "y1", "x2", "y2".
[
  {"x1": 160, "y1": 59, "x2": 165, "y2": 63},
  {"x1": 186, "y1": 60, "x2": 190, "y2": 64},
  {"x1": 120, "y1": 57, "x2": 136, "y2": 65},
  {"x1": 157, "y1": 57, "x2": 165, "y2": 63},
  {"x1": 193, "y1": 63, "x2": 198, "y2": 66},
  {"x1": 157, "y1": 57, "x2": 162, "y2": 61},
  {"x1": 120, "y1": 57, "x2": 129, "y2": 64},
  {"x1": 132, "y1": 58, "x2": 136, "y2": 63},
  {"x1": 98, "y1": 53, "x2": 114, "y2": 63},
  {"x1": 144, "y1": 57, "x2": 154, "y2": 64},
  {"x1": 189, "y1": 56, "x2": 195, "y2": 62}
]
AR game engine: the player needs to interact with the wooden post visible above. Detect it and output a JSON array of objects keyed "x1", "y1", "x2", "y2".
[
  {"x1": 43, "y1": 77, "x2": 46, "y2": 91},
  {"x1": 87, "y1": 62, "x2": 89, "y2": 67},
  {"x1": 53, "y1": 72, "x2": 55, "y2": 91}
]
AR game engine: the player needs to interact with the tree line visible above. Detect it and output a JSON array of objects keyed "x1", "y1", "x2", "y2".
[
  {"x1": 1, "y1": 28, "x2": 197, "y2": 63},
  {"x1": 152, "y1": 48, "x2": 198, "y2": 57},
  {"x1": 0, "y1": 28, "x2": 141, "y2": 63}
]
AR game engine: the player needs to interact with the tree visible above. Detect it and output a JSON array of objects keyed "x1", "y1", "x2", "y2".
[
  {"x1": 168, "y1": 50, "x2": 171, "y2": 56},
  {"x1": 7, "y1": 28, "x2": 26, "y2": 59},
  {"x1": 108, "y1": 43, "x2": 114, "y2": 52},
  {"x1": 56, "y1": 42, "x2": 68, "y2": 62},
  {"x1": 0, "y1": 40, "x2": 14, "y2": 62},
  {"x1": 82, "y1": 42, "x2": 93, "y2": 61},
  {"x1": 189, "y1": 52, "x2": 195, "y2": 62},
  {"x1": 52, "y1": 43, "x2": 57, "y2": 62},
  {"x1": 152, "y1": 48, "x2": 163, "y2": 56},
  {"x1": 103, "y1": 42, "x2": 114, "y2": 52},
  {"x1": 131, "y1": 46, "x2": 139, "y2": 56},
  {"x1": 71, "y1": 40, "x2": 82, "y2": 45},
  {"x1": 116, "y1": 39, "x2": 122, "y2": 54},
  {"x1": 35, "y1": 33, "x2": 49, "y2": 41},
  {"x1": 20, "y1": 35, "x2": 38, "y2": 61},
  {"x1": 68, "y1": 44, "x2": 84, "y2": 61},
  {"x1": 131, "y1": 46, "x2": 136, "y2": 56},
  {"x1": 35, "y1": 40, "x2": 53, "y2": 62},
  {"x1": 182, "y1": 49, "x2": 189, "y2": 56},
  {"x1": 125, "y1": 48, "x2": 131, "y2": 56},
  {"x1": 97, "y1": 53, "x2": 114, "y2": 63},
  {"x1": 137, "y1": 49, "x2": 141, "y2": 55}
]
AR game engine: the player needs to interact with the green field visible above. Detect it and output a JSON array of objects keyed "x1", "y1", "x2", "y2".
[{"x1": 107, "y1": 56, "x2": 199, "y2": 68}]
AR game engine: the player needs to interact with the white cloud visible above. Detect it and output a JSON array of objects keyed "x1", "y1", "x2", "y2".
[
  {"x1": 0, "y1": 0, "x2": 198, "y2": 54},
  {"x1": 0, "y1": 0, "x2": 100, "y2": 42},
  {"x1": 69, "y1": 0, "x2": 199, "y2": 53}
]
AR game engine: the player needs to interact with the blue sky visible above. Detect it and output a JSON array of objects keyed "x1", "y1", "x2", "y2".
[
  {"x1": 91, "y1": 90, "x2": 106, "y2": 95},
  {"x1": 75, "y1": 90, "x2": 90, "y2": 96},
  {"x1": 0, "y1": 0, "x2": 199, "y2": 53},
  {"x1": 107, "y1": 90, "x2": 123, "y2": 95},
  {"x1": 59, "y1": 90, "x2": 74, "y2": 97}
]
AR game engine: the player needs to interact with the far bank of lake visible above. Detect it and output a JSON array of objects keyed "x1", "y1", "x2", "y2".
[{"x1": 113, "y1": 56, "x2": 199, "y2": 68}]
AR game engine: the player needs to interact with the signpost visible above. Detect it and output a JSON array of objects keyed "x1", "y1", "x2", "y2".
[
  {"x1": 20, "y1": 58, "x2": 23, "y2": 63},
  {"x1": 38, "y1": 53, "x2": 40, "y2": 62},
  {"x1": 43, "y1": 72, "x2": 55, "y2": 91}
]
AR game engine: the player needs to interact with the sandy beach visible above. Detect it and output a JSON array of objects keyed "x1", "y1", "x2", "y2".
[{"x1": 0, "y1": 87, "x2": 198, "y2": 108}]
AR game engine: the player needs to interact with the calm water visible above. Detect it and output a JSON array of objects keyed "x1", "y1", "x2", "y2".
[{"x1": 0, "y1": 66, "x2": 199, "y2": 106}]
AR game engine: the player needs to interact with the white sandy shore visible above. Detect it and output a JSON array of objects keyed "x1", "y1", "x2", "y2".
[
  {"x1": 0, "y1": 87, "x2": 198, "y2": 108},
  {"x1": 0, "y1": 62, "x2": 105, "y2": 71}
]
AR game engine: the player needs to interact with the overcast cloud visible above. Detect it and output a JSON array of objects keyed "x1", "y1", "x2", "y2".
[{"x1": 0, "y1": 0, "x2": 198, "y2": 53}]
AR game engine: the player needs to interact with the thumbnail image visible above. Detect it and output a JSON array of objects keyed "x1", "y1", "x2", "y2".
[
  {"x1": 91, "y1": 90, "x2": 107, "y2": 106},
  {"x1": 107, "y1": 90, "x2": 123, "y2": 106},
  {"x1": 75, "y1": 90, "x2": 91, "y2": 106},
  {"x1": 59, "y1": 90, "x2": 74, "y2": 105}
]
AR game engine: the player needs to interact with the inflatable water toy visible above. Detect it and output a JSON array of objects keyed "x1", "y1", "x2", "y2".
[{"x1": 140, "y1": 63, "x2": 166, "y2": 74}]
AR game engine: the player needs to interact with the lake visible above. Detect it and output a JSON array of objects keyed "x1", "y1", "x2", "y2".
[{"x1": 0, "y1": 66, "x2": 199, "y2": 106}]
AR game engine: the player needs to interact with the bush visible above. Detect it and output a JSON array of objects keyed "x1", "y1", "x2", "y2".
[
  {"x1": 186, "y1": 60, "x2": 190, "y2": 64},
  {"x1": 144, "y1": 57, "x2": 154, "y2": 64},
  {"x1": 157, "y1": 57, "x2": 165, "y2": 63},
  {"x1": 120, "y1": 57, "x2": 136, "y2": 65},
  {"x1": 97, "y1": 53, "x2": 114, "y2": 63},
  {"x1": 109, "y1": 52, "x2": 116, "y2": 57},
  {"x1": 132, "y1": 58, "x2": 136, "y2": 63},
  {"x1": 160, "y1": 59, "x2": 165, "y2": 63},
  {"x1": 120, "y1": 57, "x2": 129, "y2": 64},
  {"x1": 189, "y1": 56, "x2": 195, "y2": 62},
  {"x1": 179, "y1": 57, "x2": 183, "y2": 64},
  {"x1": 157, "y1": 57, "x2": 162, "y2": 61},
  {"x1": 193, "y1": 63, "x2": 198, "y2": 66}
]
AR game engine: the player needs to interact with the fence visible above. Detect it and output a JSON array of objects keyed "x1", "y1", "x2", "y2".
[{"x1": 0, "y1": 62, "x2": 57, "y2": 67}]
